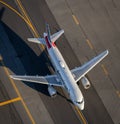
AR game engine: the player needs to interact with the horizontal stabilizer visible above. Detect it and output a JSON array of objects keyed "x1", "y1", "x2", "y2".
[
  {"x1": 27, "y1": 38, "x2": 45, "y2": 45},
  {"x1": 71, "y1": 50, "x2": 109, "y2": 82},
  {"x1": 50, "y1": 29, "x2": 64, "y2": 43}
]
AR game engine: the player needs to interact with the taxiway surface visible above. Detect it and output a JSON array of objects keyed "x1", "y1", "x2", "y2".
[{"x1": 0, "y1": 0, "x2": 119, "y2": 124}]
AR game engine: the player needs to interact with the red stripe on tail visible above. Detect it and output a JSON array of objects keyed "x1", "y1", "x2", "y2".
[{"x1": 45, "y1": 36, "x2": 51, "y2": 49}]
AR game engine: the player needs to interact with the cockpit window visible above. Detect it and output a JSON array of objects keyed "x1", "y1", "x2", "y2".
[
  {"x1": 76, "y1": 98, "x2": 84, "y2": 104},
  {"x1": 76, "y1": 101, "x2": 81, "y2": 104}
]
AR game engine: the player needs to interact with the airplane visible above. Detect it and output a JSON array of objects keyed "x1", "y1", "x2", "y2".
[{"x1": 10, "y1": 24, "x2": 109, "y2": 110}]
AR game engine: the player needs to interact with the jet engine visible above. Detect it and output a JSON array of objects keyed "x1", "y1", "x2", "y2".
[
  {"x1": 48, "y1": 85, "x2": 57, "y2": 97},
  {"x1": 81, "y1": 76, "x2": 91, "y2": 89}
]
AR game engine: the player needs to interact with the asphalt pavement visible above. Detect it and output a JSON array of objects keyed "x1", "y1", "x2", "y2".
[{"x1": 0, "y1": 0, "x2": 119, "y2": 124}]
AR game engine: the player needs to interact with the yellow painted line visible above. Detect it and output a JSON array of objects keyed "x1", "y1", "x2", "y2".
[
  {"x1": 72, "y1": 15, "x2": 79, "y2": 25},
  {"x1": 16, "y1": 0, "x2": 31, "y2": 24},
  {"x1": 0, "y1": 55, "x2": 2, "y2": 61},
  {"x1": 0, "y1": 1, "x2": 36, "y2": 38},
  {"x1": 15, "y1": 0, "x2": 45, "y2": 50},
  {"x1": 101, "y1": 64, "x2": 109, "y2": 76},
  {"x1": 0, "y1": 97, "x2": 21, "y2": 106},
  {"x1": 75, "y1": 107, "x2": 87, "y2": 124},
  {"x1": 16, "y1": 0, "x2": 39, "y2": 38},
  {"x1": 86, "y1": 39, "x2": 94, "y2": 50},
  {"x1": 0, "y1": 58, "x2": 35, "y2": 124},
  {"x1": 0, "y1": 1, "x2": 29, "y2": 29},
  {"x1": 116, "y1": 91, "x2": 120, "y2": 98}
]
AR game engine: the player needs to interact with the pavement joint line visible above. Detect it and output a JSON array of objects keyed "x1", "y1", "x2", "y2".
[
  {"x1": 75, "y1": 106, "x2": 87, "y2": 124},
  {"x1": 0, "y1": 56, "x2": 36, "y2": 124},
  {"x1": 0, "y1": 97, "x2": 21, "y2": 106},
  {"x1": 101, "y1": 64, "x2": 109, "y2": 76},
  {"x1": 86, "y1": 39, "x2": 94, "y2": 50},
  {"x1": 72, "y1": 14, "x2": 79, "y2": 25}
]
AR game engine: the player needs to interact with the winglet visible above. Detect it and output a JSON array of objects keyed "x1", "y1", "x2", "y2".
[{"x1": 100, "y1": 50, "x2": 109, "y2": 58}]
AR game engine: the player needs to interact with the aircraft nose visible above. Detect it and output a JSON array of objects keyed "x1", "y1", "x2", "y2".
[
  {"x1": 77, "y1": 101, "x2": 84, "y2": 110},
  {"x1": 79, "y1": 103, "x2": 84, "y2": 110}
]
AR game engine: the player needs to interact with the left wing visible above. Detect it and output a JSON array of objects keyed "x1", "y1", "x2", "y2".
[
  {"x1": 71, "y1": 50, "x2": 109, "y2": 82},
  {"x1": 10, "y1": 74, "x2": 63, "y2": 87}
]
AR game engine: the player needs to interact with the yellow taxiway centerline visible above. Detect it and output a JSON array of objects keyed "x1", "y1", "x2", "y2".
[
  {"x1": 116, "y1": 91, "x2": 120, "y2": 98},
  {"x1": 0, "y1": 97, "x2": 21, "y2": 106},
  {"x1": 0, "y1": 1, "x2": 37, "y2": 38},
  {"x1": 16, "y1": 0, "x2": 32, "y2": 24},
  {"x1": 72, "y1": 14, "x2": 79, "y2": 25},
  {"x1": 75, "y1": 107, "x2": 87, "y2": 124},
  {"x1": 86, "y1": 39, "x2": 94, "y2": 50},
  {"x1": 101, "y1": 64, "x2": 109, "y2": 76},
  {"x1": 15, "y1": 0, "x2": 46, "y2": 50},
  {"x1": 16, "y1": 0, "x2": 39, "y2": 38}
]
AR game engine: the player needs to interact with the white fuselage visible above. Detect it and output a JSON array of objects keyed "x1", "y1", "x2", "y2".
[
  {"x1": 44, "y1": 34, "x2": 84, "y2": 110},
  {"x1": 10, "y1": 26, "x2": 108, "y2": 111}
]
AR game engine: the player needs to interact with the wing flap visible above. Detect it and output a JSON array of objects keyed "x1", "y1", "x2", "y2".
[{"x1": 71, "y1": 50, "x2": 109, "y2": 82}]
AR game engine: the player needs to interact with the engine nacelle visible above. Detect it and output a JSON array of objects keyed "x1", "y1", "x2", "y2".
[
  {"x1": 48, "y1": 86, "x2": 57, "y2": 97},
  {"x1": 81, "y1": 76, "x2": 91, "y2": 89}
]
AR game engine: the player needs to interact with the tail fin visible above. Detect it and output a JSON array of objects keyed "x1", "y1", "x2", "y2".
[
  {"x1": 27, "y1": 24, "x2": 64, "y2": 45},
  {"x1": 27, "y1": 38, "x2": 45, "y2": 45},
  {"x1": 46, "y1": 23, "x2": 64, "y2": 43},
  {"x1": 46, "y1": 23, "x2": 51, "y2": 42}
]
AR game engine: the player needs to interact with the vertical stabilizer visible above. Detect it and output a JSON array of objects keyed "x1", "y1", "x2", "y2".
[
  {"x1": 46, "y1": 23, "x2": 64, "y2": 43},
  {"x1": 46, "y1": 23, "x2": 51, "y2": 42}
]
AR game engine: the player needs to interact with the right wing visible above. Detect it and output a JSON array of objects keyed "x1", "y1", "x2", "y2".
[
  {"x1": 71, "y1": 50, "x2": 109, "y2": 82},
  {"x1": 10, "y1": 74, "x2": 63, "y2": 87}
]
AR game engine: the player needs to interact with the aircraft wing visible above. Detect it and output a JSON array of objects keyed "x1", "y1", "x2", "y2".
[
  {"x1": 71, "y1": 50, "x2": 109, "y2": 82},
  {"x1": 50, "y1": 29, "x2": 64, "y2": 42},
  {"x1": 10, "y1": 75, "x2": 63, "y2": 87}
]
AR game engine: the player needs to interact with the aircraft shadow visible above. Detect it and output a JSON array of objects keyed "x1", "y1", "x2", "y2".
[
  {"x1": 0, "y1": 21, "x2": 72, "y2": 103},
  {"x1": 0, "y1": 7, "x2": 5, "y2": 20},
  {"x1": 0, "y1": 21, "x2": 52, "y2": 96}
]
